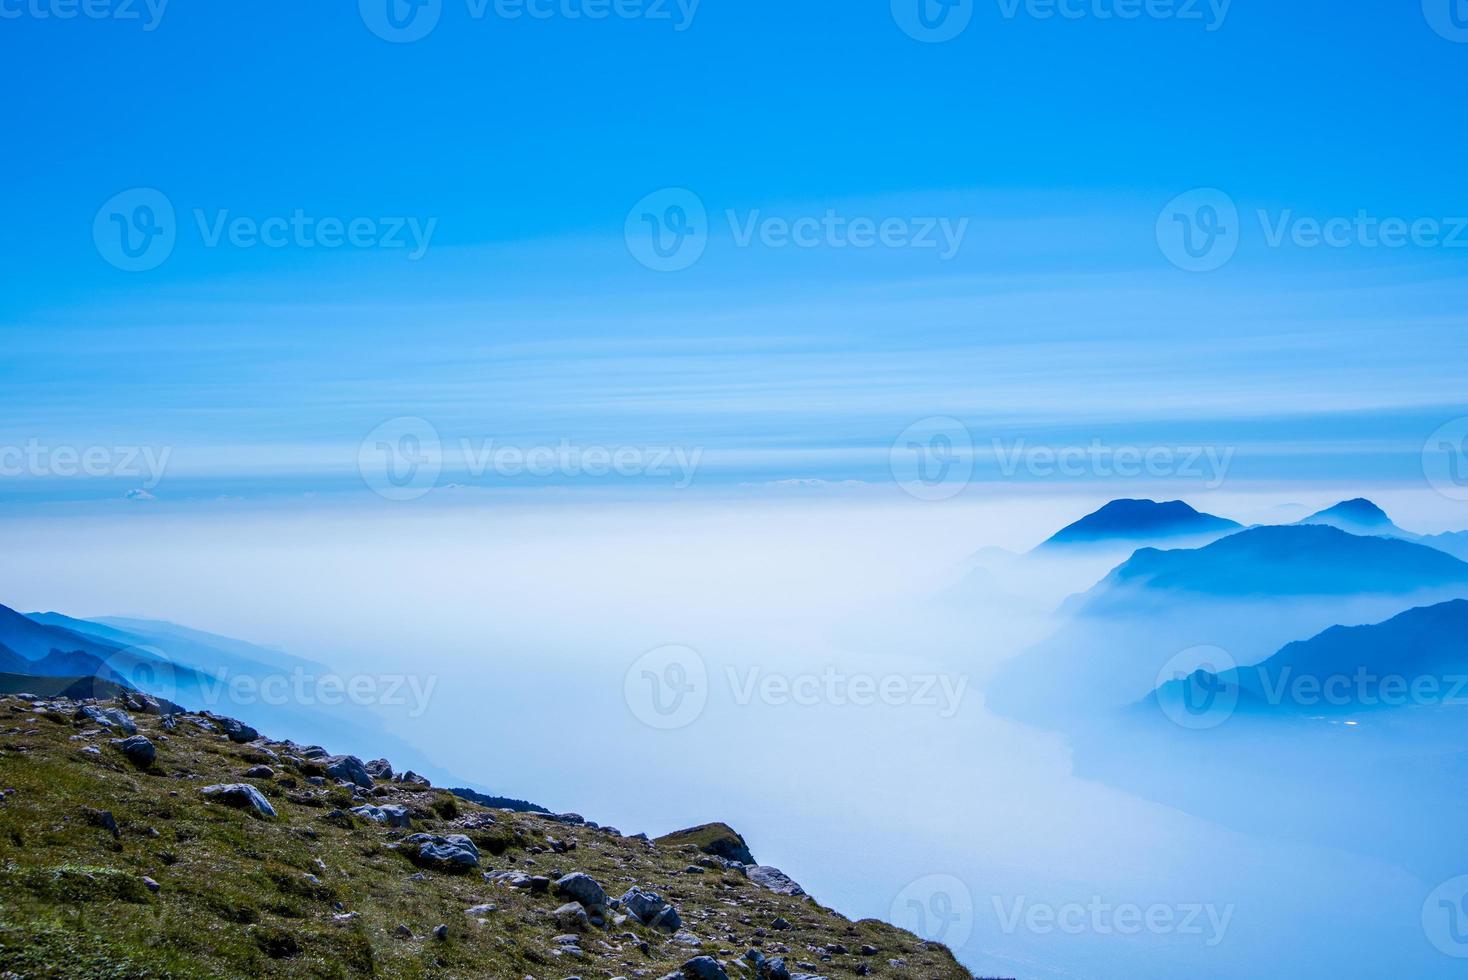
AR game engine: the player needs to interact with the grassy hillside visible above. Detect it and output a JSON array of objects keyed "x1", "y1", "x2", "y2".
[{"x1": 0, "y1": 692, "x2": 974, "y2": 979}]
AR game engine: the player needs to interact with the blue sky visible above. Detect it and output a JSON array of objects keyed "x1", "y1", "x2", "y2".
[{"x1": 3, "y1": 0, "x2": 1468, "y2": 502}]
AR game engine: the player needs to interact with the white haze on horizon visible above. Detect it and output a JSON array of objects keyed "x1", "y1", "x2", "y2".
[{"x1": 0, "y1": 485, "x2": 1464, "y2": 978}]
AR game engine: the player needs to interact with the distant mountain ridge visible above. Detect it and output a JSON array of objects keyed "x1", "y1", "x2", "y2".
[
  {"x1": 991, "y1": 521, "x2": 1468, "y2": 723},
  {"x1": 1151, "y1": 599, "x2": 1468, "y2": 715},
  {"x1": 0, "y1": 602, "x2": 506, "y2": 799},
  {"x1": 1080, "y1": 524, "x2": 1468, "y2": 610},
  {"x1": 1036, "y1": 498, "x2": 1241, "y2": 551},
  {"x1": 1293, "y1": 497, "x2": 1468, "y2": 563}
]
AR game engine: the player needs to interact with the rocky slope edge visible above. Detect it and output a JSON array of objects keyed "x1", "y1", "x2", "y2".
[{"x1": 0, "y1": 691, "x2": 974, "y2": 980}]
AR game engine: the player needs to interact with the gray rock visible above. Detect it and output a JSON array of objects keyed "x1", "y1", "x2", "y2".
[
  {"x1": 200, "y1": 783, "x2": 277, "y2": 818},
  {"x1": 404, "y1": 833, "x2": 479, "y2": 872},
  {"x1": 110, "y1": 735, "x2": 156, "y2": 768},
  {"x1": 679, "y1": 956, "x2": 729, "y2": 980},
  {"x1": 364, "y1": 758, "x2": 394, "y2": 779},
  {"x1": 243, "y1": 765, "x2": 275, "y2": 779},
  {"x1": 121, "y1": 692, "x2": 161, "y2": 715},
  {"x1": 620, "y1": 886, "x2": 682, "y2": 932},
  {"x1": 747, "y1": 866, "x2": 805, "y2": 897},
  {"x1": 75, "y1": 705, "x2": 137, "y2": 735},
  {"x1": 552, "y1": 901, "x2": 591, "y2": 931},
  {"x1": 351, "y1": 803, "x2": 412, "y2": 828},
  {"x1": 325, "y1": 755, "x2": 373, "y2": 788},
  {"x1": 211, "y1": 714, "x2": 260, "y2": 743},
  {"x1": 554, "y1": 872, "x2": 608, "y2": 909}
]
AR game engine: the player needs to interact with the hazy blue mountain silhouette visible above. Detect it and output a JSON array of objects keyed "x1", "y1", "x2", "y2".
[
  {"x1": 30, "y1": 612, "x2": 324, "y2": 679},
  {"x1": 0, "y1": 604, "x2": 189, "y2": 686},
  {"x1": 0, "y1": 604, "x2": 129, "y2": 665},
  {"x1": 1149, "y1": 598, "x2": 1468, "y2": 715},
  {"x1": 1295, "y1": 498, "x2": 1404, "y2": 536},
  {"x1": 10, "y1": 605, "x2": 498, "y2": 794},
  {"x1": 1080, "y1": 524, "x2": 1468, "y2": 610},
  {"x1": 1093, "y1": 600, "x2": 1468, "y2": 877},
  {"x1": 1291, "y1": 497, "x2": 1468, "y2": 562},
  {"x1": 0, "y1": 642, "x2": 29, "y2": 675},
  {"x1": 991, "y1": 525, "x2": 1468, "y2": 722},
  {"x1": 1036, "y1": 499, "x2": 1240, "y2": 551}
]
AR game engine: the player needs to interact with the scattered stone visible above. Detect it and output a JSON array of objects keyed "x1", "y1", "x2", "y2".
[
  {"x1": 554, "y1": 872, "x2": 608, "y2": 909},
  {"x1": 120, "y1": 691, "x2": 161, "y2": 715},
  {"x1": 403, "y1": 833, "x2": 479, "y2": 872},
  {"x1": 110, "y1": 735, "x2": 157, "y2": 768},
  {"x1": 243, "y1": 765, "x2": 275, "y2": 779},
  {"x1": 75, "y1": 705, "x2": 137, "y2": 735},
  {"x1": 324, "y1": 755, "x2": 372, "y2": 788},
  {"x1": 552, "y1": 901, "x2": 591, "y2": 932},
  {"x1": 364, "y1": 758, "x2": 394, "y2": 779},
  {"x1": 432, "y1": 923, "x2": 448, "y2": 940},
  {"x1": 200, "y1": 783, "x2": 277, "y2": 818},
  {"x1": 212, "y1": 715, "x2": 260, "y2": 744},
  {"x1": 678, "y1": 955, "x2": 729, "y2": 980},
  {"x1": 621, "y1": 886, "x2": 683, "y2": 933},
  {"x1": 351, "y1": 803, "x2": 412, "y2": 828},
  {"x1": 83, "y1": 807, "x2": 120, "y2": 838},
  {"x1": 748, "y1": 866, "x2": 805, "y2": 897}
]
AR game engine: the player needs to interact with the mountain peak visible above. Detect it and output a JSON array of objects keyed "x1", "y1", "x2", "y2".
[
  {"x1": 1298, "y1": 498, "x2": 1397, "y2": 532},
  {"x1": 1039, "y1": 498, "x2": 1240, "y2": 549}
]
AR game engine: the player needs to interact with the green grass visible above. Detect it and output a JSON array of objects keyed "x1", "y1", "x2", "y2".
[{"x1": 0, "y1": 695, "x2": 973, "y2": 978}]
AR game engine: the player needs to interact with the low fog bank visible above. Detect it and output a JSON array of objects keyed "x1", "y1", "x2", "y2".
[{"x1": 1, "y1": 487, "x2": 1465, "y2": 978}]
